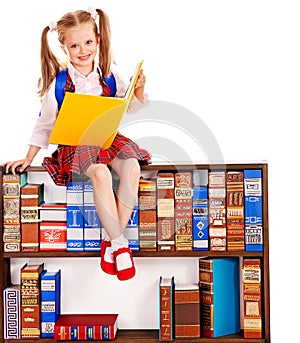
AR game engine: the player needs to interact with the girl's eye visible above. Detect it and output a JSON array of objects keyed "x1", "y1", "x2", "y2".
[
  {"x1": 71, "y1": 44, "x2": 78, "y2": 49},
  {"x1": 86, "y1": 40, "x2": 93, "y2": 45}
]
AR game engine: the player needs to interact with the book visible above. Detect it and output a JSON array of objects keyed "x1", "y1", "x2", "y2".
[
  {"x1": 20, "y1": 263, "x2": 44, "y2": 339},
  {"x1": 174, "y1": 283, "x2": 200, "y2": 338},
  {"x1": 138, "y1": 179, "x2": 157, "y2": 251},
  {"x1": 243, "y1": 259, "x2": 262, "y2": 338},
  {"x1": 66, "y1": 181, "x2": 84, "y2": 251},
  {"x1": 226, "y1": 171, "x2": 245, "y2": 251},
  {"x1": 49, "y1": 60, "x2": 144, "y2": 148},
  {"x1": 41, "y1": 270, "x2": 61, "y2": 338},
  {"x1": 40, "y1": 203, "x2": 67, "y2": 221},
  {"x1": 54, "y1": 314, "x2": 118, "y2": 340},
  {"x1": 208, "y1": 171, "x2": 227, "y2": 251},
  {"x1": 40, "y1": 221, "x2": 67, "y2": 251},
  {"x1": 124, "y1": 199, "x2": 139, "y2": 251},
  {"x1": 3, "y1": 284, "x2": 21, "y2": 339},
  {"x1": 83, "y1": 181, "x2": 101, "y2": 252},
  {"x1": 157, "y1": 173, "x2": 175, "y2": 251},
  {"x1": 174, "y1": 172, "x2": 193, "y2": 251},
  {"x1": 2, "y1": 172, "x2": 27, "y2": 252},
  {"x1": 244, "y1": 170, "x2": 263, "y2": 252},
  {"x1": 159, "y1": 276, "x2": 175, "y2": 341},
  {"x1": 199, "y1": 258, "x2": 240, "y2": 338}
]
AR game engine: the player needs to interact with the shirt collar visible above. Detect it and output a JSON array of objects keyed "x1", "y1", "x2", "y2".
[{"x1": 67, "y1": 61, "x2": 101, "y2": 80}]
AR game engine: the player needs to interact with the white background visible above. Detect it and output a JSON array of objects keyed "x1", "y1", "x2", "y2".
[{"x1": 1, "y1": 0, "x2": 300, "y2": 341}]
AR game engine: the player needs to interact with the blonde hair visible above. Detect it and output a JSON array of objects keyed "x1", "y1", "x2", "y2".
[{"x1": 39, "y1": 9, "x2": 112, "y2": 97}]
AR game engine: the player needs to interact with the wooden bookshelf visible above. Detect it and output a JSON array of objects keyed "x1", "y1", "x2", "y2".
[{"x1": 0, "y1": 163, "x2": 271, "y2": 342}]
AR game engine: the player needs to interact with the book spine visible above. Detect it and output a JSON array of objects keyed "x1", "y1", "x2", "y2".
[
  {"x1": 54, "y1": 324, "x2": 115, "y2": 340},
  {"x1": 192, "y1": 186, "x2": 209, "y2": 250},
  {"x1": 157, "y1": 173, "x2": 175, "y2": 251},
  {"x1": 3, "y1": 285, "x2": 21, "y2": 339},
  {"x1": 67, "y1": 182, "x2": 84, "y2": 251},
  {"x1": 174, "y1": 172, "x2": 193, "y2": 251},
  {"x1": 226, "y1": 171, "x2": 245, "y2": 251},
  {"x1": 21, "y1": 263, "x2": 44, "y2": 339},
  {"x1": 174, "y1": 287, "x2": 200, "y2": 338},
  {"x1": 40, "y1": 221, "x2": 67, "y2": 251},
  {"x1": 244, "y1": 170, "x2": 263, "y2": 251},
  {"x1": 2, "y1": 173, "x2": 27, "y2": 252},
  {"x1": 159, "y1": 276, "x2": 175, "y2": 341},
  {"x1": 208, "y1": 171, "x2": 227, "y2": 251},
  {"x1": 41, "y1": 270, "x2": 61, "y2": 338},
  {"x1": 243, "y1": 259, "x2": 262, "y2": 338},
  {"x1": 83, "y1": 181, "x2": 101, "y2": 252},
  {"x1": 124, "y1": 200, "x2": 139, "y2": 251}
]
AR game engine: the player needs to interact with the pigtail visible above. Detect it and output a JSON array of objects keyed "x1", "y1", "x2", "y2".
[
  {"x1": 96, "y1": 9, "x2": 112, "y2": 77},
  {"x1": 39, "y1": 26, "x2": 62, "y2": 98}
]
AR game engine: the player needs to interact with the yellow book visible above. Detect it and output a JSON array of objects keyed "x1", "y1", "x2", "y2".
[{"x1": 49, "y1": 60, "x2": 143, "y2": 149}]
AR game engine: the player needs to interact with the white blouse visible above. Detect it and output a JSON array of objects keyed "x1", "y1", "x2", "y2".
[{"x1": 28, "y1": 62, "x2": 145, "y2": 149}]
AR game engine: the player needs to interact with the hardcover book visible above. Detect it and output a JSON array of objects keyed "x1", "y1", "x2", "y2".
[
  {"x1": 243, "y1": 259, "x2": 262, "y2": 338},
  {"x1": 40, "y1": 221, "x2": 67, "y2": 251},
  {"x1": 3, "y1": 285, "x2": 21, "y2": 339},
  {"x1": 54, "y1": 314, "x2": 118, "y2": 340},
  {"x1": 244, "y1": 170, "x2": 263, "y2": 251},
  {"x1": 40, "y1": 203, "x2": 67, "y2": 221},
  {"x1": 159, "y1": 276, "x2": 175, "y2": 341},
  {"x1": 66, "y1": 181, "x2": 84, "y2": 251},
  {"x1": 124, "y1": 200, "x2": 139, "y2": 251},
  {"x1": 157, "y1": 173, "x2": 175, "y2": 251},
  {"x1": 41, "y1": 270, "x2": 61, "y2": 338},
  {"x1": 20, "y1": 263, "x2": 44, "y2": 339},
  {"x1": 192, "y1": 187, "x2": 209, "y2": 250},
  {"x1": 226, "y1": 171, "x2": 245, "y2": 251},
  {"x1": 199, "y1": 258, "x2": 240, "y2": 338},
  {"x1": 208, "y1": 171, "x2": 227, "y2": 251},
  {"x1": 174, "y1": 283, "x2": 200, "y2": 338}
]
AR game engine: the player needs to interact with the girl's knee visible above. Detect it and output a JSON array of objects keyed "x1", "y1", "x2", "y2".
[{"x1": 87, "y1": 164, "x2": 111, "y2": 185}]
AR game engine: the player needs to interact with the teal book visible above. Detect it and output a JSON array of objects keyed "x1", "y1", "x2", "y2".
[{"x1": 199, "y1": 257, "x2": 240, "y2": 337}]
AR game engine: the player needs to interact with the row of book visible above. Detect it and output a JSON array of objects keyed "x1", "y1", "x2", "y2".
[
  {"x1": 2, "y1": 168, "x2": 263, "y2": 253},
  {"x1": 158, "y1": 257, "x2": 262, "y2": 340},
  {"x1": 3, "y1": 263, "x2": 118, "y2": 340}
]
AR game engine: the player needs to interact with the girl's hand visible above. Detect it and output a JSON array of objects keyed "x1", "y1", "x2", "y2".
[
  {"x1": 0, "y1": 158, "x2": 33, "y2": 175},
  {"x1": 134, "y1": 70, "x2": 146, "y2": 102}
]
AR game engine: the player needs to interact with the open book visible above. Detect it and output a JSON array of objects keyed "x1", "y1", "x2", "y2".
[{"x1": 49, "y1": 60, "x2": 144, "y2": 149}]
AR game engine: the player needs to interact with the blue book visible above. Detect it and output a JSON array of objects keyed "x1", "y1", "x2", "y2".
[
  {"x1": 244, "y1": 170, "x2": 263, "y2": 252},
  {"x1": 40, "y1": 270, "x2": 61, "y2": 338},
  {"x1": 125, "y1": 201, "x2": 139, "y2": 251},
  {"x1": 192, "y1": 186, "x2": 209, "y2": 250},
  {"x1": 199, "y1": 258, "x2": 240, "y2": 337},
  {"x1": 83, "y1": 181, "x2": 101, "y2": 251},
  {"x1": 66, "y1": 182, "x2": 84, "y2": 251}
]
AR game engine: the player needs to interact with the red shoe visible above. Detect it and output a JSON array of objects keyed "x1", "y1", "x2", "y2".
[
  {"x1": 113, "y1": 247, "x2": 136, "y2": 281},
  {"x1": 100, "y1": 240, "x2": 116, "y2": 275}
]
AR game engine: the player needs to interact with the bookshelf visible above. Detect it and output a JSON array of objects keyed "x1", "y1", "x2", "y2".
[{"x1": 0, "y1": 163, "x2": 270, "y2": 343}]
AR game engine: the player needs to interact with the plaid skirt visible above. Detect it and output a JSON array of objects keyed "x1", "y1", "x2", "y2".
[{"x1": 42, "y1": 132, "x2": 151, "y2": 186}]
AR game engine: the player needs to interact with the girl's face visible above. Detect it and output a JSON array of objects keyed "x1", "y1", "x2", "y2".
[{"x1": 62, "y1": 22, "x2": 99, "y2": 76}]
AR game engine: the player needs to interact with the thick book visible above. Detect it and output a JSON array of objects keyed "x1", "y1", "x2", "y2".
[
  {"x1": 83, "y1": 181, "x2": 101, "y2": 252},
  {"x1": 3, "y1": 284, "x2": 21, "y2": 339},
  {"x1": 159, "y1": 276, "x2": 175, "y2": 341},
  {"x1": 174, "y1": 283, "x2": 200, "y2": 338},
  {"x1": 66, "y1": 181, "x2": 84, "y2": 251},
  {"x1": 40, "y1": 221, "x2": 67, "y2": 251},
  {"x1": 243, "y1": 259, "x2": 262, "y2": 338},
  {"x1": 138, "y1": 179, "x2": 157, "y2": 251},
  {"x1": 2, "y1": 172, "x2": 27, "y2": 252},
  {"x1": 124, "y1": 200, "x2": 139, "y2": 251},
  {"x1": 49, "y1": 60, "x2": 143, "y2": 148},
  {"x1": 174, "y1": 172, "x2": 193, "y2": 251},
  {"x1": 41, "y1": 270, "x2": 61, "y2": 338},
  {"x1": 157, "y1": 173, "x2": 175, "y2": 251},
  {"x1": 54, "y1": 314, "x2": 118, "y2": 340},
  {"x1": 226, "y1": 171, "x2": 245, "y2": 251},
  {"x1": 40, "y1": 203, "x2": 67, "y2": 221},
  {"x1": 208, "y1": 171, "x2": 227, "y2": 251},
  {"x1": 244, "y1": 170, "x2": 263, "y2": 252},
  {"x1": 20, "y1": 263, "x2": 44, "y2": 339},
  {"x1": 199, "y1": 258, "x2": 240, "y2": 338}
]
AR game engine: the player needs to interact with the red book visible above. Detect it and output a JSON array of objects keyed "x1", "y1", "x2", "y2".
[
  {"x1": 159, "y1": 276, "x2": 175, "y2": 341},
  {"x1": 54, "y1": 314, "x2": 118, "y2": 340}
]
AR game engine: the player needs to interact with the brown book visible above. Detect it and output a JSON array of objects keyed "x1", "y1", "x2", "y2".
[
  {"x1": 21, "y1": 263, "x2": 44, "y2": 339},
  {"x1": 174, "y1": 172, "x2": 193, "y2": 251},
  {"x1": 20, "y1": 183, "x2": 44, "y2": 207},
  {"x1": 243, "y1": 259, "x2": 262, "y2": 339},
  {"x1": 157, "y1": 173, "x2": 175, "y2": 251},
  {"x1": 159, "y1": 276, "x2": 175, "y2": 341},
  {"x1": 226, "y1": 171, "x2": 245, "y2": 251},
  {"x1": 174, "y1": 283, "x2": 200, "y2": 338}
]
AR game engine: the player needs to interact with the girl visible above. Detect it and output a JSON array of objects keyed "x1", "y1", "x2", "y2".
[{"x1": 3, "y1": 8, "x2": 151, "y2": 281}]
